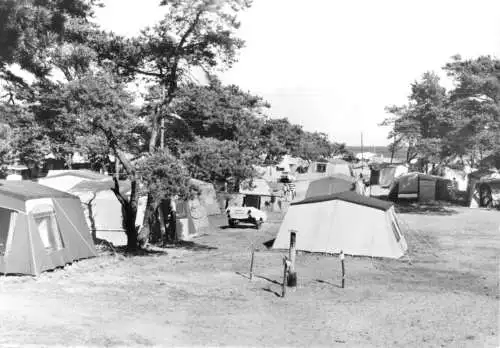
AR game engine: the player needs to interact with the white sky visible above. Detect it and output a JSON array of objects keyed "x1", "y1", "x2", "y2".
[{"x1": 94, "y1": 0, "x2": 500, "y2": 146}]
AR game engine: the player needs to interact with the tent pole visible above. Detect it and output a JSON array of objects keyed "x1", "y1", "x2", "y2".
[
  {"x1": 53, "y1": 199, "x2": 97, "y2": 256},
  {"x1": 27, "y1": 214, "x2": 39, "y2": 276}
]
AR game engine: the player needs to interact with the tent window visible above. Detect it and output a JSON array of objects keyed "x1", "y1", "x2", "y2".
[
  {"x1": 316, "y1": 163, "x2": 327, "y2": 173},
  {"x1": 0, "y1": 208, "x2": 16, "y2": 256},
  {"x1": 34, "y1": 209, "x2": 64, "y2": 252}
]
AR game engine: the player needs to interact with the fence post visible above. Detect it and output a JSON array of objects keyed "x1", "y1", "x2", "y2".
[
  {"x1": 287, "y1": 230, "x2": 297, "y2": 287},
  {"x1": 282, "y1": 256, "x2": 289, "y2": 297},
  {"x1": 249, "y1": 246, "x2": 255, "y2": 281},
  {"x1": 340, "y1": 250, "x2": 345, "y2": 288}
]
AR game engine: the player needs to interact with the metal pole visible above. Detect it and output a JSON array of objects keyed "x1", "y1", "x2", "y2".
[{"x1": 340, "y1": 250, "x2": 345, "y2": 288}]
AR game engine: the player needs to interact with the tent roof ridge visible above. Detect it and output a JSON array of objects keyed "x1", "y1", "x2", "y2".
[{"x1": 291, "y1": 191, "x2": 393, "y2": 211}]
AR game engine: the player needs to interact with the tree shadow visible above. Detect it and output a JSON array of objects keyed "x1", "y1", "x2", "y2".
[
  {"x1": 263, "y1": 238, "x2": 275, "y2": 249},
  {"x1": 316, "y1": 279, "x2": 342, "y2": 288},
  {"x1": 262, "y1": 287, "x2": 282, "y2": 297},
  {"x1": 255, "y1": 275, "x2": 282, "y2": 286},
  {"x1": 395, "y1": 202, "x2": 459, "y2": 216},
  {"x1": 235, "y1": 271, "x2": 250, "y2": 280},
  {"x1": 163, "y1": 240, "x2": 218, "y2": 251},
  {"x1": 112, "y1": 246, "x2": 169, "y2": 257}
]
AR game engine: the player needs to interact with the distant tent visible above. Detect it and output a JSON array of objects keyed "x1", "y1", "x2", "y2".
[
  {"x1": 370, "y1": 164, "x2": 408, "y2": 188},
  {"x1": 239, "y1": 178, "x2": 282, "y2": 210},
  {"x1": 440, "y1": 167, "x2": 468, "y2": 192},
  {"x1": 466, "y1": 170, "x2": 500, "y2": 208},
  {"x1": 273, "y1": 191, "x2": 407, "y2": 259},
  {"x1": 303, "y1": 160, "x2": 353, "y2": 178},
  {"x1": 0, "y1": 180, "x2": 97, "y2": 275},
  {"x1": 189, "y1": 179, "x2": 221, "y2": 216},
  {"x1": 158, "y1": 194, "x2": 214, "y2": 241},
  {"x1": 388, "y1": 172, "x2": 452, "y2": 202},
  {"x1": 174, "y1": 198, "x2": 212, "y2": 240},
  {"x1": 305, "y1": 174, "x2": 356, "y2": 198},
  {"x1": 39, "y1": 169, "x2": 110, "y2": 192},
  {"x1": 239, "y1": 178, "x2": 272, "y2": 196}
]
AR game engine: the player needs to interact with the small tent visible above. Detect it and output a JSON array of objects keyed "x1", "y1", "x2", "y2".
[
  {"x1": 273, "y1": 191, "x2": 407, "y2": 259},
  {"x1": 305, "y1": 174, "x2": 356, "y2": 198},
  {"x1": 157, "y1": 194, "x2": 214, "y2": 241},
  {"x1": 0, "y1": 180, "x2": 97, "y2": 275},
  {"x1": 370, "y1": 164, "x2": 408, "y2": 188}
]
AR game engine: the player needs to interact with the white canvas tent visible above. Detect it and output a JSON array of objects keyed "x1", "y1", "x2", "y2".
[
  {"x1": 38, "y1": 170, "x2": 147, "y2": 246},
  {"x1": 273, "y1": 191, "x2": 407, "y2": 259}
]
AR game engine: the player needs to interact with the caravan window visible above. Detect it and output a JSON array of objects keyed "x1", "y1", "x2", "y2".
[
  {"x1": 32, "y1": 205, "x2": 64, "y2": 252},
  {"x1": 0, "y1": 208, "x2": 16, "y2": 256},
  {"x1": 316, "y1": 163, "x2": 327, "y2": 173}
]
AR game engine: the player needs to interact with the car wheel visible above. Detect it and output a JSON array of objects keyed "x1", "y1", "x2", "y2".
[{"x1": 228, "y1": 219, "x2": 236, "y2": 227}]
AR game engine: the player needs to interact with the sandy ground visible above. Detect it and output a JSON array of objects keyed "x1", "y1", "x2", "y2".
[{"x1": 0, "y1": 205, "x2": 498, "y2": 347}]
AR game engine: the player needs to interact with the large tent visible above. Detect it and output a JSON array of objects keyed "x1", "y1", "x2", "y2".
[
  {"x1": 39, "y1": 170, "x2": 146, "y2": 246},
  {"x1": 0, "y1": 180, "x2": 97, "y2": 275},
  {"x1": 69, "y1": 179, "x2": 147, "y2": 246},
  {"x1": 388, "y1": 172, "x2": 452, "y2": 202},
  {"x1": 273, "y1": 191, "x2": 407, "y2": 259}
]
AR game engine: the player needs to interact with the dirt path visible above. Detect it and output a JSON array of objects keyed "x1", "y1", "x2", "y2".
[{"x1": 0, "y1": 208, "x2": 498, "y2": 347}]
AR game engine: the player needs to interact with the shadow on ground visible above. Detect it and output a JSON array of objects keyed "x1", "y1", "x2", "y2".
[
  {"x1": 164, "y1": 240, "x2": 218, "y2": 251},
  {"x1": 396, "y1": 202, "x2": 459, "y2": 216},
  {"x1": 111, "y1": 246, "x2": 169, "y2": 257},
  {"x1": 263, "y1": 238, "x2": 275, "y2": 249},
  {"x1": 220, "y1": 225, "x2": 258, "y2": 230},
  {"x1": 94, "y1": 240, "x2": 217, "y2": 256}
]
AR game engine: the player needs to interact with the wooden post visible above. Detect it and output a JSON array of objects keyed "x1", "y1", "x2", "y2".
[
  {"x1": 287, "y1": 230, "x2": 297, "y2": 287},
  {"x1": 340, "y1": 250, "x2": 345, "y2": 288},
  {"x1": 282, "y1": 256, "x2": 289, "y2": 297},
  {"x1": 249, "y1": 247, "x2": 255, "y2": 281}
]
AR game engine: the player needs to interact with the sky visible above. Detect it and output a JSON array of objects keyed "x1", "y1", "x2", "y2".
[{"x1": 94, "y1": 0, "x2": 500, "y2": 146}]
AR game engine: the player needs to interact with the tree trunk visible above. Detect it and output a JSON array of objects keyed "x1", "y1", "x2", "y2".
[
  {"x1": 138, "y1": 194, "x2": 156, "y2": 246},
  {"x1": 86, "y1": 193, "x2": 98, "y2": 242},
  {"x1": 149, "y1": 126, "x2": 159, "y2": 153},
  {"x1": 122, "y1": 200, "x2": 138, "y2": 251}
]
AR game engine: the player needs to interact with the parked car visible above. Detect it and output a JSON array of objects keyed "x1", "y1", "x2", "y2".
[{"x1": 226, "y1": 206, "x2": 267, "y2": 229}]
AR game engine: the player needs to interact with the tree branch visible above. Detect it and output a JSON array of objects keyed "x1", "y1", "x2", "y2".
[{"x1": 116, "y1": 62, "x2": 163, "y2": 78}]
